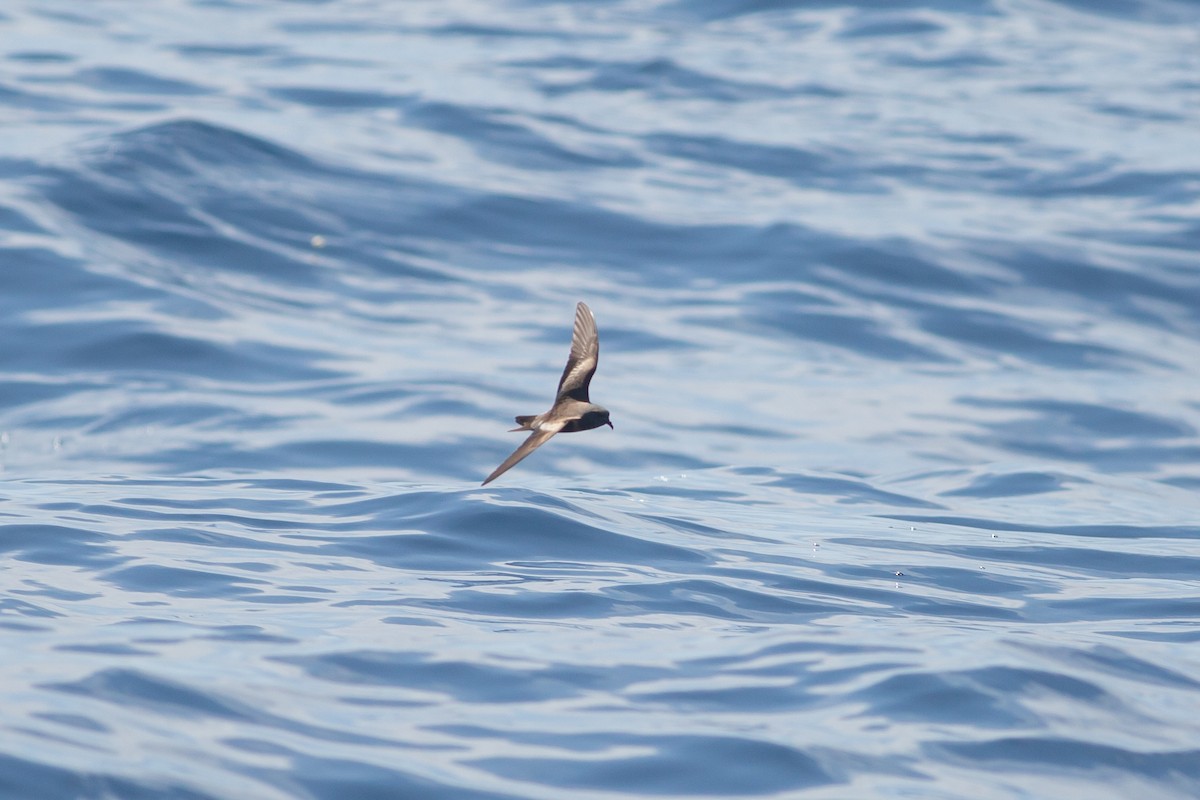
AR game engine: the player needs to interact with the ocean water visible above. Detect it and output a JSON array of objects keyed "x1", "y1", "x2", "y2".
[{"x1": 3, "y1": 0, "x2": 1200, "y2": 797}]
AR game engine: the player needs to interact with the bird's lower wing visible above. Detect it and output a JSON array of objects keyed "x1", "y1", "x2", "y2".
[{"x1": 482, "y1": 429, "x2": 558, "y2": 485}]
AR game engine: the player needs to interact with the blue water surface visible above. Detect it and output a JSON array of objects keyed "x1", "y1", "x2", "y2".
[{"x1": 3, "y1": 0, "x2": 1200, "y2": 797}]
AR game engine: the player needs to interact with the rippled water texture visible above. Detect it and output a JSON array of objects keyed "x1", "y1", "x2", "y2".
[{"x1": 3, "y1": 1, "x2": 1200, "y2": 798}]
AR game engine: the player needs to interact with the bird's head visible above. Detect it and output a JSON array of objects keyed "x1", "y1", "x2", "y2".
[{"x1": 583, "y1": 407, "x2": 613, "y2": 430}]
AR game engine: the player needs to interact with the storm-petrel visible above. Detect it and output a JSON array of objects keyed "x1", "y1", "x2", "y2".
[{"x1": 482, "y1": 301, "x2": 612, "y2": 485}]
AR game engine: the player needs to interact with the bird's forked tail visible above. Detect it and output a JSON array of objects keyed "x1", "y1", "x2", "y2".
[{"x1": 509, "y1": 415, "x2": 537, "y2": 431}]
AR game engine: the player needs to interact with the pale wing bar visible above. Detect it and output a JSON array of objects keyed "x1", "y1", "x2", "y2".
[{"x1": 556, "y1": 302, "x2": 599, "y2": 402}]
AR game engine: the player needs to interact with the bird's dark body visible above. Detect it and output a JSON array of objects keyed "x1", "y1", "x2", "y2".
[
  {"x1": 515, "y1": 408, "x2": 610, "y2": 434},
  {"x1": 560, "y1": 410, "x2": 610, "y2": 432}
]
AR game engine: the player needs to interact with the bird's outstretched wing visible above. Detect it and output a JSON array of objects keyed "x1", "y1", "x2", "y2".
[
  {"x1": 481, "y1": 428, "x2": 559, "y2": 485},
  {"x1": 556, "y1": 302, "x2": 599, "y2": 402}
]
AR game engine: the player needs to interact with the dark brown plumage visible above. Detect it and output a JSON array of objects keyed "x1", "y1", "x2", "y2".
[{"x1": 482, "y1": 302, "x2": 612, "y2": 485}]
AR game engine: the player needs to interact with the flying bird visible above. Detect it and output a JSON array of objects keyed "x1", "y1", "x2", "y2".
[{"x1": 482, "y1": 301, "x2": 612, "y2": 485}]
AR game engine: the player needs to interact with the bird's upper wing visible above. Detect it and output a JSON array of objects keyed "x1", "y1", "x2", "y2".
[
  {"x1": 556, "y1": 302, "x2": 599, "y2": 402},
  {"x1": 481, "y1": 428, "x2": 559, "y2": 485}
]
